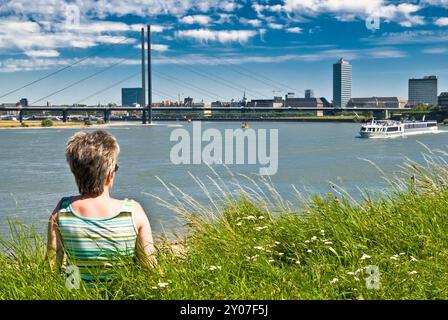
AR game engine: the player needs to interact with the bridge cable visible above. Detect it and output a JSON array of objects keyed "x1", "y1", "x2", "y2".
[
  {"x1": 74, "y1": 70, "x2": 141, "y2": 105},
  {"x1": 154, "y1": 71, "x2": 227, "y2": 101},
  {"x1": 30, "y1": 53, "x2": 138, "y2": 105},
  {"x1": 220, "y1": 58, "x2": 304, "y2": 96},
  {"x1": 167, "y1": 58, "x2": 271, "y2": 100},
  {"x1": 0, "y1": 36, "x2": 132, "y2": 100}
]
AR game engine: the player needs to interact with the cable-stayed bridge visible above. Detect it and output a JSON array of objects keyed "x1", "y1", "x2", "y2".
[{"x1": 0, "y1": 24, "x2": 407, "y2": 123}]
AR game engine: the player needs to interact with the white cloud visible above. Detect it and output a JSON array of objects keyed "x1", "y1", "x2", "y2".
[
  {"x1": 0, "y1": 20, "x2": 137, "y2": 51},
  {"x1": 217, "y1": 14, "x2": 234, "y2": 24},
  {"x1": 240, "y1": 18, "x2": 263, "y2": 27},
  {"x1": 219, "y1": 1, "x2": 241, "y2": 12},
  {"x1": 435, "y1": 17, "x2": 448, "y2": 26},
  {"x1": 176, "y1": 29, "x2": 257, "y2": 43},
  {"x1": 364, "y1": 29, "x2": 448, "y2": 45},
  {"x1": 152, "y1": 44, "x2": 169, "y2": 52},
  {"x1": 268, "y1": 23, "x2": 284, "y2": 30},
  {"x1": 273, "y1": 0, "x2": 425, "y2": 27},
  {"x1": 26, "y1": 49, "x2": 60, "y2": 58},
  {"x1": 367, "y1": 48, "x2": 406, "y2": 58},
  {"x1": 179, "y1": 15, "x2": 212, "y2": 25},
  {"x1": 286, "y1": 27, "x2": 302, "y2": 33},
  {"x1": 282, "y1": 0, "x2": 383, "y2": 13},
  {"x1": 421, "y1": 0, "x2": 448, "y2": 6},
  {"x1": 380, "y1": 3, "x2": 425, "y2": 27},
  {"x1": 0, "y1": 18, "x2": 164, "y2": 59},
  {"x1": 134, "y1": 43, "x2": 169, "y2": 52},
  {"x1": 152, "y1": 47, "x2": 405, "y2": 66},
  {"x1": 423, "y1": 47, "x2": 448, "y2": 54},
  {"x1": 0, "y1": 0, "x2": 240, "y2": 20},
  {"x1": 0, "y1": 56, "x2": 139, "y2": 73}
]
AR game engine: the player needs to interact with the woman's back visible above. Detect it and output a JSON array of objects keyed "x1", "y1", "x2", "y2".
[{"x1": 57, "y1": 196, "x2": 138, "y2": 283}]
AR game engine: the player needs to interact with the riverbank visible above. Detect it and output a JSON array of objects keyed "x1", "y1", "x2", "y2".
[
  {"x1": 1, "y1": 153, "x2": 447, "y2": 299},
  {"x1": 0, "y1": 120, "x2": 153, "y2": 129},
  {"x1": 0, "y1": 116, "x2": 366, "y2": 129}
]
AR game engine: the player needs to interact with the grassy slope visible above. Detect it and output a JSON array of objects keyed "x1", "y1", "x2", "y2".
[{"x1": 1, "y1": 155, "x2": 448, "y2": 299}]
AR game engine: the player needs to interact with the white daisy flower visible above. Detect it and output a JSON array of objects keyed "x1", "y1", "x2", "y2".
[
  {"x1": 330, "y1": 278, "x2": 339, "y2": 284},
  {"x1": 209, "y1": 265, "x2": 222, "y2": 271},
  {"x1": 360, "y1": 253, "x2": 371, "y2": 260}
]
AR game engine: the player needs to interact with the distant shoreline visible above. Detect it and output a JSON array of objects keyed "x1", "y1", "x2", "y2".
[
  {"x1": 0, "y1": 117, "x2": 363, "y2": 130},
  {"x1": 0, "y1": 121, "x2": 151, "y2": 130}
]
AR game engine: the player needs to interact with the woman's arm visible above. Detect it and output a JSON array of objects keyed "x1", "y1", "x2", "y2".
[
  {"x1": 46, "y1": 201, "x2": 64, "y2": 271},
  {"x1": 133, "y1": 201, "x2": 157, "y2": 268}
]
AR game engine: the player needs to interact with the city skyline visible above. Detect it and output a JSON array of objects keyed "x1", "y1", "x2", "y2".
[{"x1": 0, "y1": 1, "x2": 448, "y2": 105}]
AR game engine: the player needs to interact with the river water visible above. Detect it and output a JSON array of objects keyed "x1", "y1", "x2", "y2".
[{"x1": 0, "y1": 121, "x2": 446, "y2": 236}]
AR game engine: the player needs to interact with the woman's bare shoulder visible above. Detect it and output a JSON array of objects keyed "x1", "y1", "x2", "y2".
[{"x1": 131, "y1": 200, "x2": 150, "y2": 228}]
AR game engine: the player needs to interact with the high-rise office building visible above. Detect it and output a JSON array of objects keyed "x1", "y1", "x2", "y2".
[
  {"x1": 121, "y1": 88, "x2": 144, "y2": 106},
  {"x1": 333, "y1": 58, "x2": 352, "y2": 108},
  {"x1": 408, "y1": 76, "x2": 438, "y2": 106},
  {"x1": 305, "y1": 89, "x2": 314, "y2": 99}
]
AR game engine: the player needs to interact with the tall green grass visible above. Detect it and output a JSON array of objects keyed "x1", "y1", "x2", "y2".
[{"x1": 1, "y1": 147, "x2": 448, "y2": 299}]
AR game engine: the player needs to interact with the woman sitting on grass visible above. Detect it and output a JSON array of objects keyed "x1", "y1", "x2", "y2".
[{"x1": 46, "y1": 130, "x2": 156, "y2": 285}]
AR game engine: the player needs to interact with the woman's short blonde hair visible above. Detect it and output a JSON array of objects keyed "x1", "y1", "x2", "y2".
[{"x1": 66, "y1": 130, "x2": 120, "y2": 196}]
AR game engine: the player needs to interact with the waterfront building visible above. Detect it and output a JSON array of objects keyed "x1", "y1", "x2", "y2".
[
  {"x1": 0, "y1": 103, "x2": 19, "y2": 115},
  {"x1": 438, "y1": 92, "x2": 448, "y2": 107},
  {"x1": 347, "y1": 97, "x2": 407, "y2": 109},
  {"x1": 333, "y1": 58, "x2": 352, "y2": 108},
  {"x1": 184, "y1": 96, "x2": 194, "y2": 107},
  {"x1": 121, "y1": 88, "x2": 144, "y2": 107},
  {"x1": 285, "y1": 92, "x2": 295, "y2": 99},
  {"x1": 305, "y1": 89, "x2": 314, "y2": 99},
  {"x1": 19, "y1": 98, "x2": 28, "y2": 107},
  {"x1": 248, "y1": 96, "x2": 283, "y2": 108},
  {"x1": 284, "y1": 97, "x2": 324, "y2": 108},
  {"x1": 408, "y1": 76, "x2": 438, "y2": 106},
  {"x1": 211, "y1": 101, "x2": 243, "y2": 108},
  {"x1": 284, "y1": 97, "x2": 325, "y2": 116}
]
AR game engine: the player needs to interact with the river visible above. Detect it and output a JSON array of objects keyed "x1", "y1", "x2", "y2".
[{"x1": 0, "y1": 121, "x2": 446, "y2": 236}]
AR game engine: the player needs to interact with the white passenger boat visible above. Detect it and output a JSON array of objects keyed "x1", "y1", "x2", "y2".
[{"x1": 360, "y1": 117, "x2": 438, "y2": 138}]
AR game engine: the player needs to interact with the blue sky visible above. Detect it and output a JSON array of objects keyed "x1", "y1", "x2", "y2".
[{"x1": 0, "y1": 0, "x2": 448, "y2": 105}]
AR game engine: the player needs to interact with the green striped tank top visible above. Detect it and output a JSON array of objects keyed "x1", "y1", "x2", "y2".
[{"x1": 57, "y1": 197, "x2": 138, "y2": 284}]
